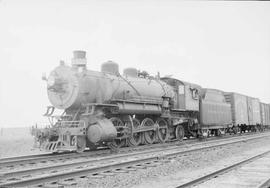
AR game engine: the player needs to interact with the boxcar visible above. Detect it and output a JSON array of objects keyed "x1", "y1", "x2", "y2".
[
  {"x1": 200, "y1": 89, "x2": 232, "y2": 135},
  {"x1": 260, "y1": 102, "x2": 270, "y2": 129},
  {"x1": 247, "y1": 97, "x2": 261, "y2": 130},
  {"x1": 268, "y1": 104, "x2": 270, "y2": 129},
  {"x1": 224, "y1": 92, "x2": 249, "y2": 128}
]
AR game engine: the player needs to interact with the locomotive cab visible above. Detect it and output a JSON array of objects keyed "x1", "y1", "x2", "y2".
[
  {"x1": 161, "y1": 77, "x2": 201, "y2": 137},
  {"x1": 161, "y1": 77, "x2": 201, "y2": 111}
]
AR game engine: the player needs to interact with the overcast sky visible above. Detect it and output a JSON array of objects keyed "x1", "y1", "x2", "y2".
[{"x1": 0, "y1": 0, "x2": 269, "y2": 127}]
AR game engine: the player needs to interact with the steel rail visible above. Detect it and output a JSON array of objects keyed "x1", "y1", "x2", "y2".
[
  {"x1": 0, "y1": 130, "x2": 264, "y2": 167},
  {"x1": 175, "y1": 150, "x2": 270, "y2": 188},
  {"x1": 0, "y1": 130, "x2": 266, "y2": 168},
  {"x1": 2, "y1": 132, "x2": 269, "y2": 177},
  {"x1": 0, "y1": 153, "x2": 52, "y2": 163},
  {"x1": 0, "y1": 137, "x2": 218, "y2": 167},
  {"x1": 0, "y1": 152, "x2": 73, "y2": 166},
  {"x1": 0, "y1": 148, "x2": 110, "y2": 167},
  {"x1": 1, "y1": 132, "x2": 269, "y2": 187},
  {"x1": 0, "y1": 139, "x2": 195, "y2": 166},
  {"x1": 258, "y1": 178, "x2": 270, "y2": 188}
]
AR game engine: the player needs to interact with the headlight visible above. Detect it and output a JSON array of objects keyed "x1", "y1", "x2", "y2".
[{"x1": 47, "y1": 75, "x2": 55, "y2": 87}]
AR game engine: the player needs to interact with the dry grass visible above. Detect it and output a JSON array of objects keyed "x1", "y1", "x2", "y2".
[{"x1": 0, "y1": 127, "x2": 44, "y2": 158}]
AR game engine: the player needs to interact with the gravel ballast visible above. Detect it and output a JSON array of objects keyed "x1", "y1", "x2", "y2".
[{"x1": 72, "y1": 136, "x2": 270, "y2": 188}]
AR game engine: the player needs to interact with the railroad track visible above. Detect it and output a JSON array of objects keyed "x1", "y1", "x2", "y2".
[
  {"x1": 0, "y1": 153, "x2": 52, "y2": 163},
  {"x1": 1, "y1": 132, "x2": 270, "y2": 187},
  {"x1": 0, "y1": 131, "x2": 266, "y2": 171},
  {"x1": 176, "y1": 150, "x2": 270, "y2": 188},
  {"x1": 0, "y1": 148, "x2": 108, "y2": 171},
  {"x1": 0, "y1": 133, "x2": 267, "y2": 177},
  {"x1": 0, "y1": 140, "x2": 195, "y2": 172},
  {"x1": 259, "y1": 178, "x2": 270, "y2": 188}
]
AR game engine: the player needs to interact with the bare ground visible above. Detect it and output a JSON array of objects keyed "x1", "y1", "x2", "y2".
[
  {"x1": 1, "y1": 129, "x2": 270, "y2": 188},
  {"x1": 72, "y1": 136, "x2": 270, "y2": 188},
  {"x1": 0, "y1": 127, "x2": 44, "y2": 158}
]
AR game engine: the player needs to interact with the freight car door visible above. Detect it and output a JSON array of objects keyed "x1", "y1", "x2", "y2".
[{"x1": 247, "y1": 98, "x2": 253, "y2": 125}]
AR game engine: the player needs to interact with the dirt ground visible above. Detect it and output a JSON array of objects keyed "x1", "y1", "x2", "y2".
[
  {"x1": 1, "y1": 129, "x2": 270, "y2": 188},
  {"x1": 0, "y1": 127, "x2": 44, "y2": 158},
  {"x1": 73, "y1": 136, "x2": 270, "y2": 188},
  {"x1": 132, "y1": 136, "x2": 270, "y2": 188}
]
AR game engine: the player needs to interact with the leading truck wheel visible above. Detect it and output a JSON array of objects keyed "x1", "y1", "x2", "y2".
[
  {"x1": 175, "y1": 125, "x2": 184, "y2": 141},
  {"x1": 108, "y1": 117, "x2": 126, "y2": 150},
  {"x1": 76, "y1": 136, "x2": 86, "y2": 153},
  {"x1": 71, "y1": 136, "x2": 86, "y2": 153}
]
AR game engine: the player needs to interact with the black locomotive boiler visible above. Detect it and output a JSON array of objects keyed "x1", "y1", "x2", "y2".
[{"x1": 31, "y1": 51, "x2": 270, "y2": 153}]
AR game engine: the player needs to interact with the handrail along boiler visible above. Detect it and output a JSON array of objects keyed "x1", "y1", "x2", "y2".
[{"x1": 31, "y1": 50, "x2": 269, "y2": 153}]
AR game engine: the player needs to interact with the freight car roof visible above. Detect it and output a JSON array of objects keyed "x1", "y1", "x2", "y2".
[
  {"x1": 223, "y1": 91, "x2": 259, "y2": 100},
  {"x1": 201, "y1": 88, "x2": 224, "y2": 93},
  {"x1": 223, "y1": 91, "x2": 248, "y2": 97}
]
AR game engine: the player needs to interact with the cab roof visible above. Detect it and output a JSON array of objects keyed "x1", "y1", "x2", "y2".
[{"x1": 161, "y1": 77, "x2": 202, "y2": 89}]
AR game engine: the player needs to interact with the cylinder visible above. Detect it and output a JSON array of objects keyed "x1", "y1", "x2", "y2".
[{"x1": 87, "y1": 119, "x2": 117, "y2": 143}]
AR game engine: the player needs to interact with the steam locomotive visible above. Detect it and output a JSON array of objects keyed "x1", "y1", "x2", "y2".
[{"x1": 31, "y1": 51, "x2": 270, "y2": 153}]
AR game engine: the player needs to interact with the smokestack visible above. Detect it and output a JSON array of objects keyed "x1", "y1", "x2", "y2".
[{"x1": 71, "y1": 50, "x2": 87, "y2": 68}]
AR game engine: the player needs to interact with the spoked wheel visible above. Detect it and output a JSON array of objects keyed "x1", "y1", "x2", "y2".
[
  {"x1": 108, "y1": 117, "x2": 126, "y2": 150},
  {"x1": 88, "y1": 142, "x2": 98, "y2": 151},
  {"x1": 217, "y1": 128, "x2": 225, "y2": 137},
  {"x1": 76, "y1": 136, "x2": 86, "y2": 153},
  {"x1": 127, "y1": 118, "x2": 142, "y2": 147},
  {"x1": 71, "y1": 136, "x2": 76, "y2": 146},
  {"x1": 175, "y1": 125, "x2": 185, "y2": 141},
  {"x1": 216, "y1": 129, "x2": 221, "y2": 137},
  {"x1": 71, "y1": 136, "x2": 86, "y2": 153},
  {"x1": 232, "y1": 126, "x2": 238, "y2": 134},
  {"x1": 142, "y1": 118, "x2": 156, "y2": 144},
  {"x1": 156, "y1": 118, "x2": 169, "y2": 143},
  {"x1": 201, "y1": 129, "x2": 209, "y2": 138}
]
